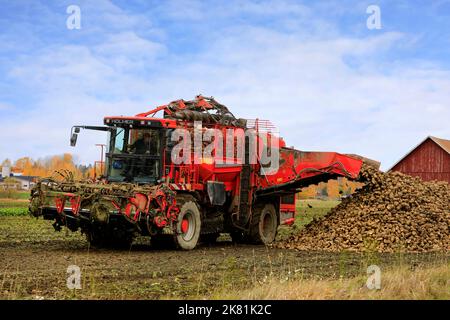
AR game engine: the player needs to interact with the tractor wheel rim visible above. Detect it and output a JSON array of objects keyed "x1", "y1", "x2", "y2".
[
  {"x1": 262, "y1": 211, "x2": 274, "y2": 238},
  {"x1": 181, "y1": 218, "x2": 189, "y2": 234},
  {"x1": 181, "y1": 210, "x2": 195, "y2": 241}
]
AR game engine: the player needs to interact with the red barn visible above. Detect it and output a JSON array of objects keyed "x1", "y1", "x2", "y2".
[{"x1": 389, "y1": 136, "x2": 450, "y2": 183}]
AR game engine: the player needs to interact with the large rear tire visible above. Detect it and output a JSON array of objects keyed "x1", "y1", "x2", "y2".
[
  {"x1": 248, "y1": 203, "x2": 278, "y2": 245},
  {"x1": 174, "y1": 199, "x2": 201, "y2": 250}
]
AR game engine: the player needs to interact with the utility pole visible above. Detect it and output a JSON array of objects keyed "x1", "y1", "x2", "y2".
[{"x1": 95, "y1": 144, "x2": 106, "y2": 178}]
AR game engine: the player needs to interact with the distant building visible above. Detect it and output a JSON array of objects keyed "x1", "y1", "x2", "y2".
[
  {"x1": 13, "y1": 176, "x2": 37, "y2": 190},
  {"x1": 1, "y1": 166, "x2": 11, "y2": 178},
  {"x1": 0, "y1": 166, "x2": 37, "y2": 190},
  {"x1": 389, "y1": 136, "x2": 450, "y2": 183},
  {"x1": 0, "y1": 176, "x2": 20, "y2": 190}
]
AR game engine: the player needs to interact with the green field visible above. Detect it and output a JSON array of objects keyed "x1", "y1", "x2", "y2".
[
  {"x1": 295, "y1": 199, "x2": 340, "y2": 227},
  {"x1": 0, "y1": 207, "x2": 29, "y2": 216},
  {"x1": 0, "y1": 195, "x2": 29, "y2": 216},
  {"x1": 277, "y1": 199, "x2": 340, "y2": 241},
  {"x1": 0, "y1": 190, "x2": 29, "y2": 200}
]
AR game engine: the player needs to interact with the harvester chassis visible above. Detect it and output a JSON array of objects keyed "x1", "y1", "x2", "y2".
[{"x1": 29, "y1": 96, "x2": 365, "y2": 250}]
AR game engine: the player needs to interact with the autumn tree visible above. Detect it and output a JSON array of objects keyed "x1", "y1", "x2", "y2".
[
  {"x1": 6, "y1": 154, "x2": 84, "y2": 179},
  {"x1": 14, "y1": 157, "x2": 33, "y2": 172}
]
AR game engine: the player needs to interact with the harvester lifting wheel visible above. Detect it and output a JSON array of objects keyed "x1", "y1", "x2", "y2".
[
  {"x1": 174, "y1": 199, "x2": 201, "y2": 250},
  {"x1": 249, "y1": 203, "x2": 278, "y2": 245}
]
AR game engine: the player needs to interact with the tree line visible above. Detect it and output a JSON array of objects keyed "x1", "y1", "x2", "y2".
[{"x1": 0, "y1": 154, "x2": 100, "y2": 179}]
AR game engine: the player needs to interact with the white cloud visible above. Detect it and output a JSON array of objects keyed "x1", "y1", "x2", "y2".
[
  {"x1": 79, "y1": 0, "x2": 153, "y2": 32},
  {"x1": 1, "y1": 1, "x2": 449, "y2": 172},
  {"x1": 93, "y1": 31, "x2": 166, "y2": 71},
  {"x1": 136, "y1": 27, "x2": 449, "y2": 170},
  {"x1": 155, "y1": 0, "x2": 310, "y2": 20},
  {"x1": 0, "y1": 102, "x2": 13, "y2": 110}
]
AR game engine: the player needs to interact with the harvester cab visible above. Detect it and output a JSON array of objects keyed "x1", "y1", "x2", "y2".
[
  {"x1": 70, "y1": 118, "x2": 174, "y2": 184},
  {"x1": 103, "y1": 120, "x2": 165, "y2": 184}
]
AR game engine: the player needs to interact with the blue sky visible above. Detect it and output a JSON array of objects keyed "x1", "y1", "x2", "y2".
[{"x1": 0, "y1": 0, "x2": 450, "y2": 170}]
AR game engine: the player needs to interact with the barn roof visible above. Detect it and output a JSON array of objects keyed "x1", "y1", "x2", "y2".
[
  {"x1": 13, "y1": 176, "x2": 37, "y2": 182},
  {"x1": 430, "y1": 136, "x2": 450, "y2": 154},
  {"x1": 388, "y1": 136, "x2": 450, "y2": 171}
]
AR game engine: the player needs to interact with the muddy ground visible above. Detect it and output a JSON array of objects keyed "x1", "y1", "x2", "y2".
[{"x1": 0, "y1": 216, "x2": 448, "y2": 299}]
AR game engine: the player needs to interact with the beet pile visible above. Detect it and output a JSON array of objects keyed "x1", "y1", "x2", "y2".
[{"x1": 276, "y1": 165, "x2": 450, "y2": 253}]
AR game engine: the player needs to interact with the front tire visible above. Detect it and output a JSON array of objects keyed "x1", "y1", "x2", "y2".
[{"x1": 174, "y1": 199, "x2": 201, "y2": 250}]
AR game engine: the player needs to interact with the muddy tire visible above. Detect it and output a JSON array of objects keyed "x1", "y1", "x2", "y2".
[
  {"x1": 248, "y1": 203, "x2": 278, "y2": 245},
  {"x1": 174, "y1": 199, "x2": 201, "y2": 250}
]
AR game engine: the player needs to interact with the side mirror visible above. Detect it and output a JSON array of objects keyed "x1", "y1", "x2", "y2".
[
  {"x1": 70, "y1": 126, "x2": 81, "y2": 147},
  {"x1": 70, "y1": 133, "x2": 78, "y2": 147}
]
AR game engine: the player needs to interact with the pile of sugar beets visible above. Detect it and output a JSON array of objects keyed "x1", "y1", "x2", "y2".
[{"x1": 276, "y1": 164, "x2": 450, "y2": 253}]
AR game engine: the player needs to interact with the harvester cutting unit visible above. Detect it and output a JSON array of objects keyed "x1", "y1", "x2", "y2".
[{"x1": 29, "y1": 96, "x2": 364, "y2": 250}]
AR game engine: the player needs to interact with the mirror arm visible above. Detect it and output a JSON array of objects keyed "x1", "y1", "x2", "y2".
[{"x1": 69, "y1": 125, "x2": 111, "y2": 147}]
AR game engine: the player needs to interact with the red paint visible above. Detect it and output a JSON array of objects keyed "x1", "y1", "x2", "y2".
[
  {"x1": 282, "y1": 218, "x2": 295, "y2": 226},
  {"x1": 391, "y1": 138, "x2": 450, "y2": 183},
  {"x1": 70, "y1": 197, "x2": 81, "y2": 216},
  {"x1": 181, "y1": 219, "x2": 189, "y2": 233},
  {"x1": 154, "y1": 216, "x2": 167, "y2": 228},
  {"x1": 55, "y1": 197, "x2": 65, "y2": 214}
]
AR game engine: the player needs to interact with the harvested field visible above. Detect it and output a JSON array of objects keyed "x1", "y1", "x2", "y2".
[
  {"x1": 1, "y1": 176, "x2": 448, "y2": 299},
  {"x1": 1, "y1": 216, "x2": 448, "y2": 299},
  {"x1": 276, "y1": 165, "x2": 450, "y2": 253}
]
